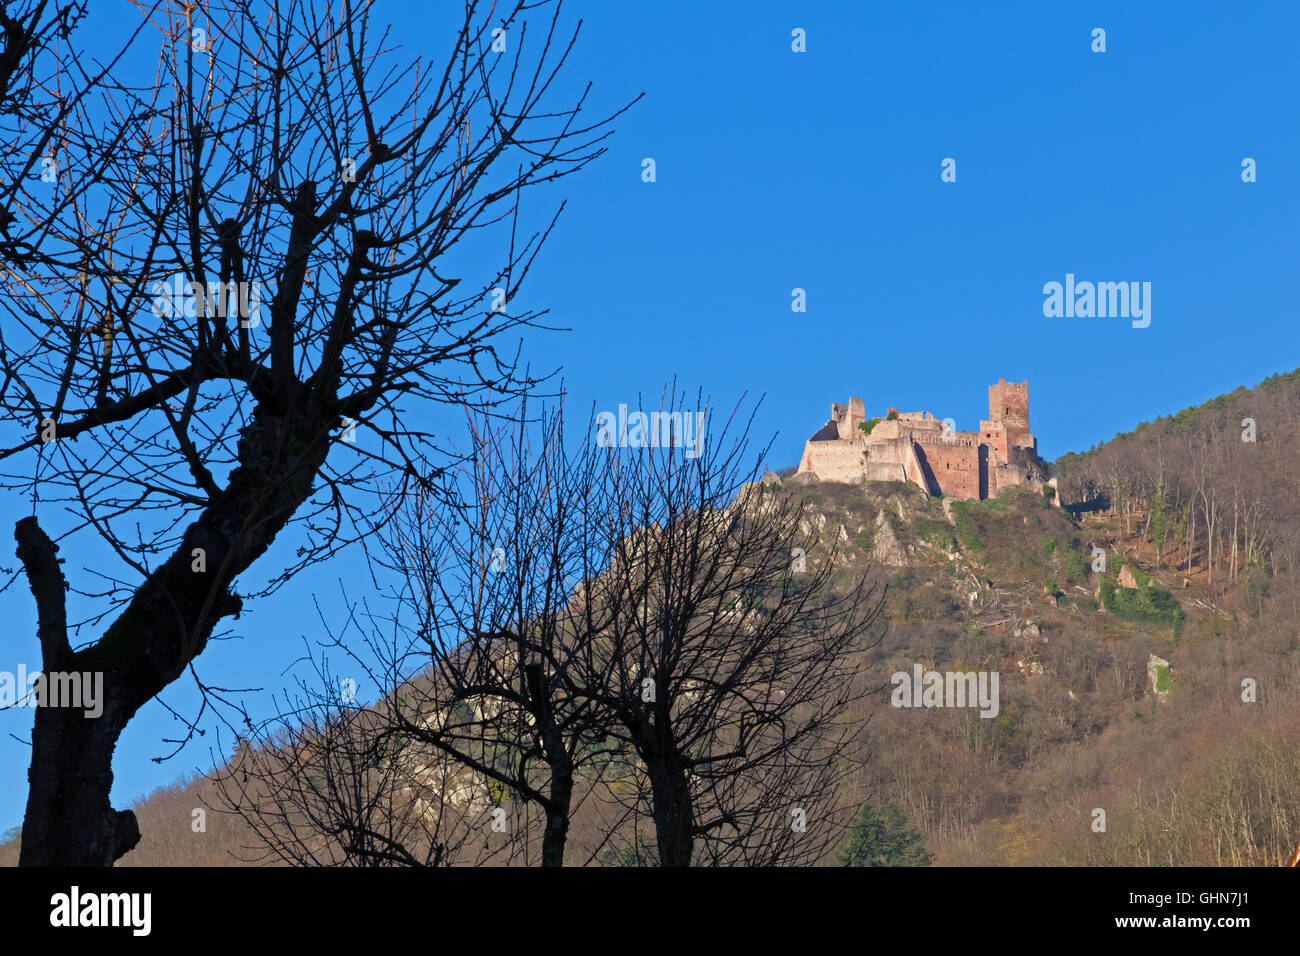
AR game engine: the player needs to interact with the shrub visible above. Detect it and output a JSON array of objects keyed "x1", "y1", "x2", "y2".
[
  {"x1": 1099, "y1": 578, "x2": 1184, "y2": 635},
  {"x1": 991, "y1": 693, "x2": 1032, "y2": 762},
  {"x1": 1244, "y1": 572, "x2": 1269, "y2": 620},
  {"x1": 1129, "y1": 567, "x2": 1155, "y2": 588},
  {"x1": 1066, "y1": 549, "x2": 1088, "y2": 581},
  {"x1": 1155, "y1": 664, "x2": 1172, "y2": 693},
  {"x1": 914, "y1": 519, "x2": 956, "y2": 551},
  {"x1": 966, "y1": 489, "x2": 1026, "y2": 513},
  {"x1": 890, "y1": 568, "x2": 918, "y2": 590}
]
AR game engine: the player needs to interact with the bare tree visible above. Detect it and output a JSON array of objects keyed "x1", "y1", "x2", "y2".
[
  {"x1": 212, "y1": 687, "x2": 507, "y2": 867},
  {"x1": 368, "y1": 399, "x2": 636, "y2": 866},
  {"x1": 573, "y1": 392, "x2": 885, "y2": 865},
  {"x1": 227, "y1": 397, "x2": 652, "y2": 867},
  {"x1": 243, "y1": 398, "x2": 628, "y2": 866},
  {"x1": 1, "y1": 0, "x2": 634, "y2": 865},
  {"x1": 227, "y1": 391, "x2": 884, "y2": 867},
  {"x1": 0, "y1": 0, "x2": 135, "y2": 265},
  {"x1": 1191, "y1": 423, "x2": 1223, "y2": 588}
]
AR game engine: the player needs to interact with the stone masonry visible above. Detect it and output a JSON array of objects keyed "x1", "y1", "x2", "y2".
[{"x1": 796, "y1": 379, "x2": 1051, "y2": 501}]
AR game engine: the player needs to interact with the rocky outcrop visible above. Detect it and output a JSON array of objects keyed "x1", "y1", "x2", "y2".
[
  {"x1": 1013, "y1": 619, "x2": 1040, "y2": 641},
  {"x1": 1148, "y1": 654, "x2": 1172, "y2": 701},
  {"x1": 871, "y1": 511, "x2": 908, "y2": 566}
]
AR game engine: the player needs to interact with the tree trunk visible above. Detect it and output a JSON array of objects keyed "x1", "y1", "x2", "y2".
[
  {"x1": 20, "y1": 680, "x2": 140, "y2": 866},
  {"x1": 648, "y1": 762, "x2": 694, "y2": 867},
  {"x1": 540, "y1": 770, "x2": 573, "y2": 867},
  {"x1": 17, "y1": 405, "x2": 329, "y2": 865},
  {"x1": 1230, "y1": 496, "x2": 1239, "y2": 581}
]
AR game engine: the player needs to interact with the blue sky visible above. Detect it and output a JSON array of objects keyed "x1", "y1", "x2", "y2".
[{"x1": 2, "y1": 0, "x2": 1298, "y2": 831}]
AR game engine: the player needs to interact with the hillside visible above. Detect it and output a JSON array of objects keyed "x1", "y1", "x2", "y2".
[{"x1": 5, "y1": 369, "x2": 1299, "y2": 866}]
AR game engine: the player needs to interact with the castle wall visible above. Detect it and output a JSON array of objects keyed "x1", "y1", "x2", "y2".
[
  {"x1": 902, "y1": 439, "x2": 933, "y2": 494},
  {"x1": 989, "y1": 446, "x2": 1046, "y2": 498},
  {"x1": 862, "y1": 433, "x2": 913, "y2": 463},
  {"x1": 799, "y1": 380, "x2": 1049, "y2": 503},
  {"x1": 896, "y1": 411, "x2": 939, "y2": 425},
  {"x1": 867, "y1": 418, "x2": 943, "y2": 443},
  {"x1": 914, "y1": 435, "x2": 982, "y2": 500},
  {"x1": 979, "y1": 420, "x2": 1011, "y2": 461},
  {"x1": 797, "y1": 436, "x2": 923, "y2": 490},
  {"x1": 990, "y1": 463, "x2": 1029, "y2": 498},
  {"x1": 1005, "y1": 445, "x2": 1040, "y2": 469},
  {"x1": 867, "y1": 419, "x2": 904, "y2": 441},
  {"x1": 799, "y1": 440, "x2": 870, "y2": 483},
  {"x1": 864, "y1": 461, "x2": 908, "y2": 483}
]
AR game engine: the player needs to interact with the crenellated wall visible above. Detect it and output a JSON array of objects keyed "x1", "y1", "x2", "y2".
[
  {"x1": 796, "y1": 379, "x2": 1048, "y2": 501},
  {"x1": 800, "y1": 439, "x2": 869, "y2": 482}
]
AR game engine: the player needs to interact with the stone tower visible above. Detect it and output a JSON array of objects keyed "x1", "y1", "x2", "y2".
[
  {"x1": 831, "y1": 396, "x2": 866, "y2": 439},
  {"x1": 988, "y1": 379, "x2": 1031, "y2": 450}
]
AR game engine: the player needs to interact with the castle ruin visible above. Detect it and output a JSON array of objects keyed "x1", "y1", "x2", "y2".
[{"x1": 796, "y1": 379, "x2": 1053, "y2": 501}]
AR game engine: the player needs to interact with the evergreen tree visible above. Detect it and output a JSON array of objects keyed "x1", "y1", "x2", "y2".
[{"x1": 838, "y1": 801, "x2": 933, "y2": 867}]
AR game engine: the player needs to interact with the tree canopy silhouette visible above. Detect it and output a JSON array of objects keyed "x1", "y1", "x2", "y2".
[{"x1": 0, "y1": 0, "x2": 635, "y2": 866}]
